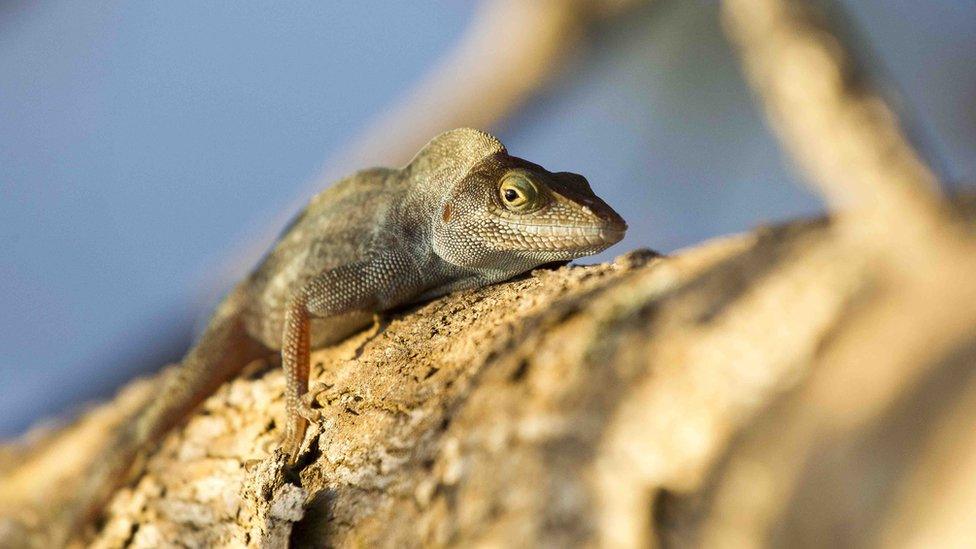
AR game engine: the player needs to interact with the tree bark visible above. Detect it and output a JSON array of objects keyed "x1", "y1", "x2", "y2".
[{"x1": 2, "y1": 196, "x2": 975, "y2": 547}]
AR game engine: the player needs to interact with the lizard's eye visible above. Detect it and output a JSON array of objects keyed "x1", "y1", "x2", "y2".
[{"x1": 499, "y1": 174, "x2": 538, "y2": 212}]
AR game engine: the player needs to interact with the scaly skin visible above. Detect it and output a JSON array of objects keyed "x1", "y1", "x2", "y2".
[{"x1": 59, "y1": 128, "x2": 626, "y2": 545}]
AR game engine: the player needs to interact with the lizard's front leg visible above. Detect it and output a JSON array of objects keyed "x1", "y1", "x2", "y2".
[
  {"x1": 281, "y1": 273, "x2": 364, "y2": 465},
  {"x1": 282, "y1": 291, "x2": 313, "y2": 462},
  {"x1": 281, "y1": 254, "x2": 418, "y2": 464}
]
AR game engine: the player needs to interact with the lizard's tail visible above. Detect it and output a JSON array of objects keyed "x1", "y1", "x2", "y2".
[{"x1": 54, "y1": 286, "x2": 269, "y2": 546}]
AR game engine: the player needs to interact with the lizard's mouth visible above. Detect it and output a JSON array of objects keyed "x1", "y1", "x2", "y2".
[{"x1": 502, "y1": 221, "x2": 627, "y2": 252}]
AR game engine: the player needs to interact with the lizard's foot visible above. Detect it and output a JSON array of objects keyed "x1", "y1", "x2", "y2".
[
  {"x1": 283, "y1": 383, "x2": 330, "y2": 464},
  {"x1": 296, "y1": 381, "x2": 330, "y2": 423}
]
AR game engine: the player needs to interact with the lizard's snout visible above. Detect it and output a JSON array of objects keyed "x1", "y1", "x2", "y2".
[
  {"x1": 602, "y1": 207, "x2": 627, "y2": 238},
  {"x1": 585, "y1": 197, "x2": 627, "y2": 247}
]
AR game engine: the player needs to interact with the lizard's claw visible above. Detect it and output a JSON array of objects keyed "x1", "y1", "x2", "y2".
[
  {"x1": 296, "y1": 405, "x2": 320, "y2": 424},
  {"x1": 297, "y1": 381, "x2": 330, "y2": 423}
]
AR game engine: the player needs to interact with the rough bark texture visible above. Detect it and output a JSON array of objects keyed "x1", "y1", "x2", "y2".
[{"x1": 2, "y1": 197, "x2": 975, "y2": 547}]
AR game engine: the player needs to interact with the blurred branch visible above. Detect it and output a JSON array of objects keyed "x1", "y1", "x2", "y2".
[
  {"x1": 661, "y1": 2, "x2": 976, "y2": 546},
  {"x1": 721, "y1": 0, "x2": 946, "y2": 237},
  {"x1": 321, "y1": 0, "x2": 649, "y2": 175},
  {"x1": 325, "y1": 0, "x2": 582, "y2": 174}
]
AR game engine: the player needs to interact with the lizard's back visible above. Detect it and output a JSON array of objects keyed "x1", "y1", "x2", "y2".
[{"x1": 244, "y1": 167, "x2": 403, "y2": 348}]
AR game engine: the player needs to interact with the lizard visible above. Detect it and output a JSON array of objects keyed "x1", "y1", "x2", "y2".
[{"x1": 55, "y1": 127, "x2": 627, "y2": 544}]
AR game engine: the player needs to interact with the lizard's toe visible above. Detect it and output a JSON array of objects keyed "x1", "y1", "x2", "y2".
[
  {"x1": 302, "y1": 381, "x2": 330, "y2": 406},
  {"x1": 297, "y1": 382, "x2": 329, "y2": 423},
  {"x1": 296, "y1": 401, "x2": 321, "y2": 423}
]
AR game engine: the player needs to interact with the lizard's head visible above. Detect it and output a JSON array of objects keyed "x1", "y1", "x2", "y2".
[{"x1": 414, "y1": 129, "x2": 627, "y2": 273}]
